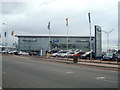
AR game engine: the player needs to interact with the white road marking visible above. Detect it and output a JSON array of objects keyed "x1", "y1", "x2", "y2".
[
  {"x1": 3, "y1": 72, "x2": 6, "y2": 74},
  {"x1": 66, "y1": 71, "x2": 74, "y2": 74},
  {"x1": 103, "y1": 79, "x2": 118, "y2": 83},
  {"x1": 95, "y1": 77, "x2": 118, "y2": 83},
  {"x1": 96, "y1": 77, "x2": 106, "y2": 80},
  {"x1": 13, "y1": 56, "x2": 30, "y2": 59}
]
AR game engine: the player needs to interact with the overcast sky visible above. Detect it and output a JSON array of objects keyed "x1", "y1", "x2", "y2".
[{"x1": 0, "y1": 0, "x2": 119, "y2": 51}]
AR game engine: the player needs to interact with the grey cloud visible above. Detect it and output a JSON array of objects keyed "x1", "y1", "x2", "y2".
[
  {"x1": 1, "y1": 1, "x2": 118, "y2": 50},
  {"x1": 2, "y1": 2, "x2": 27, "y2": 14}
]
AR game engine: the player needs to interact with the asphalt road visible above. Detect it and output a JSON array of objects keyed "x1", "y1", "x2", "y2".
[{"x1": 2, "y1": 55, "x2": 118, "y2": 88}]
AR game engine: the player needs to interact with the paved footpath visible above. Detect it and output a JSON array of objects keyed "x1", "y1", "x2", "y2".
[
  {"x1": 5, "y1": 55, "x2": 120, "y2": 69},
  {"x1": 44, "y1": 56, "x2": 119, "y2": 68},
  {"x1": 78, "y1": 62, "x2": 119, "y2": 68}
]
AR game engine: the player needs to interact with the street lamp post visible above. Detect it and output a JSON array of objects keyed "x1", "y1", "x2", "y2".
[
  {"x1": 66, "y1": 18, "x2": 69, "y2": 60},
  {"x1": 102, "y1": 29, "x2": 114, "y2": 52},
  {"x1": 88, "y1": 13, "x2": 92, "y2": 60}
]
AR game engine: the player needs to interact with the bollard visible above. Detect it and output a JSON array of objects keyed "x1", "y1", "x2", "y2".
[{"x1": 73, "y1": 56, "x2": 78, "y2": 63}]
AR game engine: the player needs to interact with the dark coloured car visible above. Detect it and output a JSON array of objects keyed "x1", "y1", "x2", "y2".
[
  {"x1": 114, "y1": 53, "x2": 120, "y2": 62},
  {"x1": 29, "y1": 52, "x2": 38, "y2": 56},
  {"x1": 102, "y1": 52, "x2": 116, "y2": 61}
]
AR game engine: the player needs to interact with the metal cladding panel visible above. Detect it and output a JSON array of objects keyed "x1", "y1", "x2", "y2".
[{"x1": 95, "y1": 25, "x2": 102, "y2": 57}]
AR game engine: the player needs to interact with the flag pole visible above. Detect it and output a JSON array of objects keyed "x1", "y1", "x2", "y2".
[
  {"x1": 48, "y1": 22, "x2": 51, "y2": 51},
  {"x1": 49, "y1": 28, "x2": 51, "y2": 51},
  {"x1": 12, "y1": 31, "x2": 15, "y2": 50},
  {"x1": 67, "y1": 24, "x2": 69, "y2": 60},
  {"x1": 66, "y1": 18, "x2": 69, "y2": 60},
  {"x1": 88, "y1": 13, "x2": 92, "y2": 61}
]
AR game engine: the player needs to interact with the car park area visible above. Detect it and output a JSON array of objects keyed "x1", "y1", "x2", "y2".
[{"x1": 1, "y1": 49, "x2": 119, "y2": 64}]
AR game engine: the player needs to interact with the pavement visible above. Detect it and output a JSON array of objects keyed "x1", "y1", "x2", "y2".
[
  {"x1": 78, "y1": 62, "x2": 119, "y2": 68},
  {"x1": 3, "y1": 54, "x2": 120, "y2": 69},
  {"x1": 29, "y1": 55, "x2": 119, "y2": 69}
]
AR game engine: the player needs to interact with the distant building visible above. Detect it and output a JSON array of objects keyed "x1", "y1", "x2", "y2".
[
  {"x1": 16, "y1": 34, "x2": 95, "y2": 52},
  {"x1": 0, "y1": 45, "x2": 16, "y2": 52}
]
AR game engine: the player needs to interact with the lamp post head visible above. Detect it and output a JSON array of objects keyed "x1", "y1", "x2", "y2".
[{"x1": 108, "y1": 29, "x2": 114, "y2": 34}]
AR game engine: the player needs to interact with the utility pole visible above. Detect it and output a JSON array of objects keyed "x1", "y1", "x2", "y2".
[
  {"x1": 66, "y1": 18, "x2": 69, "y2": 60},
  {"x1": 88, "y1": 13, "x2": 92, "y2": 60},
  {"x1": 47, "y1": 22, "x2": 51, "y2": 51}
]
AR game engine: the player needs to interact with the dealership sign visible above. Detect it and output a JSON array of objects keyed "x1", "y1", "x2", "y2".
[
  {"x1": 95, "y1": 25, "x2": 102, "y2": 58},
  {"x1": 53, "y1": 39, "x2": 59, "y2": 42}
]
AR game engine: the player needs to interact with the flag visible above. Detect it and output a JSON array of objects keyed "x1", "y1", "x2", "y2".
[
  {"x1": 88, "y1": 13, "x2": 91, "y2": 23},
  {"x1": 66, "y1": 18, "x2": 68, "y2": 26},
  {"x1": 11, "y1": 31, "x2": 14, "y2": 36},
  {"x1": 47, "y1": 22, "x2": 50, "y2": 30},
  {"x1": 4, "y1": 32, "x2": 7, "y2": 37}
]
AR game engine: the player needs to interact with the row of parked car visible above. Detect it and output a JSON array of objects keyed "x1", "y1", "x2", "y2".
[
  {"x1": 1, "y1": 49, "x2": 120, "y2": 61},
  {"x1": 50, "y1": 49, "x2": 120, "y2": 61},
  {"x1": 51, "y1": 50, "x2": 95, "y2": 59},
  {"x1": 0, "y1": 50, "x2": 29, "y2": 55}
]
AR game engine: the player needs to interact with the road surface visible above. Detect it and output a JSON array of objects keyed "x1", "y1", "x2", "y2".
[{"x1": 2, "y1": 55, "x2": 118, "y2": 88}]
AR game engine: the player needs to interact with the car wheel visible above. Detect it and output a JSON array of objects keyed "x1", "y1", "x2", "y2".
[
  {"x1": 86, "y1": 57, "x2": 89, "y2": 60},
  {"x1": 64, "y1": 56, "x2": 67, "y2": 58}
]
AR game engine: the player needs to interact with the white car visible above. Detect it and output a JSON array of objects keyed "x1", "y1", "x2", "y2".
[
  {"x1": 52, "y1": 53, "x2": 58, "y2": 57},
  {"x1": 0, "y1": 51, "x2": 6, "y2": 54},
  {"x1": 57, "y1": 51, "x2": 70, "y2": 58},
  {"x1": 8, "y1": 50, "x2": 17, "y2": 54},
  {"x1": 18, "y1": 51, "x2": 29, "y2": 55}
]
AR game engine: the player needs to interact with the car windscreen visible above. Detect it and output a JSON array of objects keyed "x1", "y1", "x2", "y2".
[
  {"x1": 69, "y1": 52, "x2": 75, "y2": 54},
  {"x1": 105, "y1": 53, "x2": 113, "y2": 56},
  {"x1": 85, "y1": 52, "x2": 90, "y2": 55},
  {"x1": 78, "y1": 52, "x2": 86, "y2": 54},
  {"x1": 59, "y1": 51, "x2": 68, "y2": 53}
]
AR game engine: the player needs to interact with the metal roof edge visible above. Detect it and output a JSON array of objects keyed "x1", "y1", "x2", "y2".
[{"x1": 15, "y1": 34, "x2": 94, "y2": 38}]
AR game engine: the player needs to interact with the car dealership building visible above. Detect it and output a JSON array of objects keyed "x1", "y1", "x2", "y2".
[
  {"x1": 16, "y1": 34, "x2": 95, "y2": 52},
  {"x1": 16, "y1": 25, "x2": 102, "y2": 58}
]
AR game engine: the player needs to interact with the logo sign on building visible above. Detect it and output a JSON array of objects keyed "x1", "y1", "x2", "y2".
[
  {"x1": 76, "y1": 40, "x2": 89, "y2": 42},
  {"x1": 53, "y1": 39, "x2": 59, "y2": 42},
  {"x1": 95, "y1": 25, "x2": 102, "y2": 58}
]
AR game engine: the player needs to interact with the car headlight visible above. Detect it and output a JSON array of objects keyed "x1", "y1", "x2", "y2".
[{"x1": 110, "y1": 56, "x2": 112, "y2": 58}]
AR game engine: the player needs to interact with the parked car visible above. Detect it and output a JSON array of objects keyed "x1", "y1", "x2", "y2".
[
  {"x1": 29, "y1": 52, "x2": 38, "y2": 56},
  {"x1": 0, "y1": 51, "x2": 6, "y2": 54},
  {"x1": 68, "y1": 52, "x2": 76, "y2": 58},
  {"x1": 48, "y1": 48, "x2": 61, "y2": 54},
  {"x1": 8, "y1": 50, "x2": 17, "y2": 54},
  {"x1": 69, "y1": 51, "x2": 86, "y2": 58},
  {"x1": 15, "y1": 51, "x2": 29, "y2": 55},
  {"x1": 50, "y1": 50, "x2": 60, "y2": 54},
  {"x1": 18, "y1": 51, "x2": 29, "y2": 55},
  {"x1": 81, "y1": 51, "x2": 95, "y2": 59},
  {"x1": 115, "y1": 53, "x2": 120, "y2": 62},
  {"x1": 52, "y1": 52, "x2": 59, "y2": 57},
  {"x1": 102, "y1": 52, "x2": 116, "y2": 61},
  {"x1": 57, "y1": 51, "x2": 69, "y2": 58}
]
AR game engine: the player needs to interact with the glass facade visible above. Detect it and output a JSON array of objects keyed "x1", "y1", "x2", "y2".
[{"x1": 17, "y1": 35, "x2": 94, "y2": 52}]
